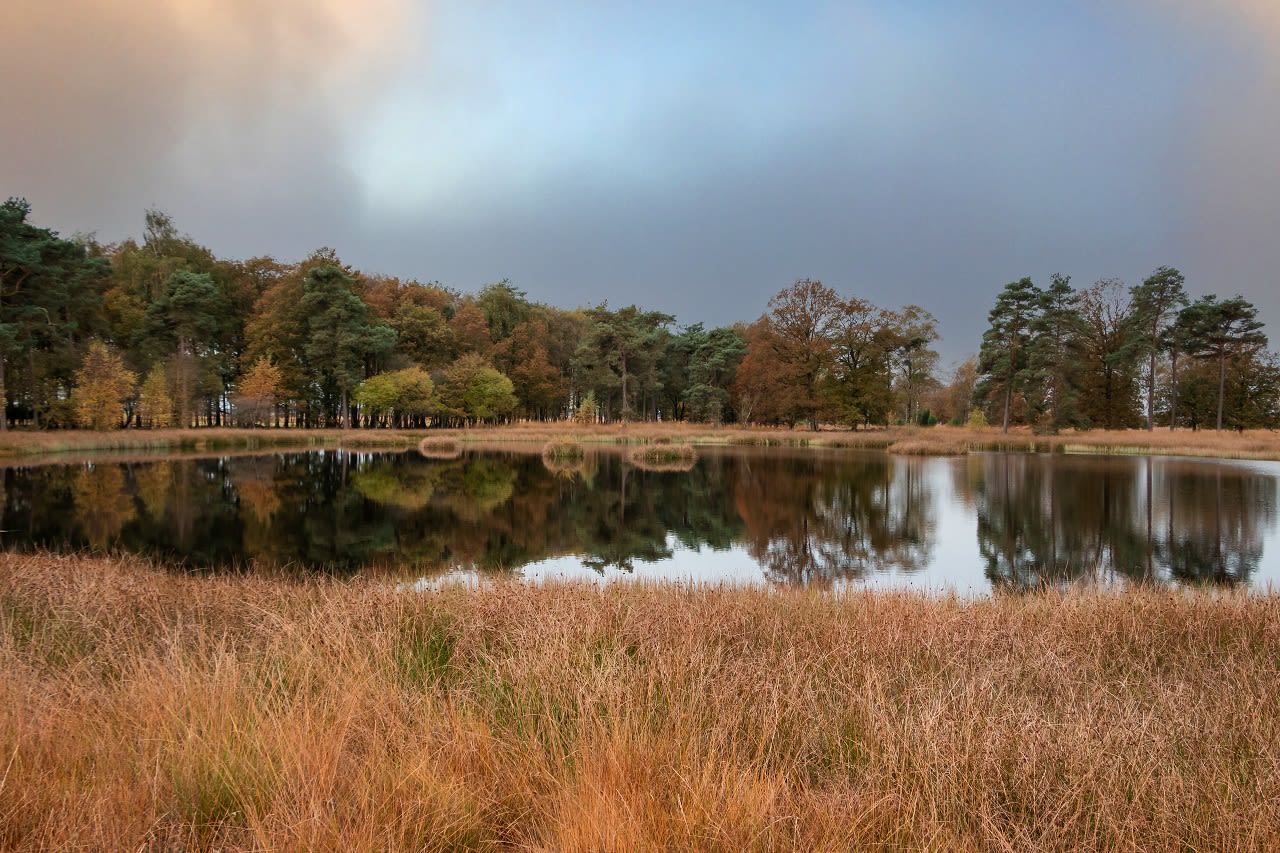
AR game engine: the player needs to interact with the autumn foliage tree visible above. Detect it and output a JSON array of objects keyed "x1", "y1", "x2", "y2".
[
  {"x1": 9, "y1": 200, "x2": 1280, "y2": 435},
  {"x1": 353, "y1": 366, "x2": 435, "y2": 428},
  {"x1": 435, "y1": 354, "x2": 517, "y2": 426},
  {"x1": 766, "y1": 279, "x2": 842, "y2": 430},
  {"x1": 235, "y1": 358, "x2": 283, "y2": 427},
  {"x1": 732, "y1": 319, "x2": 792, "y2": 425},
  {"x1": 135, "y1": 363, "x2": 173, "y2": 428},
  {"x1": 73, "y1": 341, "x2": 137, "y2": 430}
]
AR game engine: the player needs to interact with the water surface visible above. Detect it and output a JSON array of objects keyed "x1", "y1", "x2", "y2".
[{"x1": 3, "y1": 447, "x2": 1277, "y2": 592}]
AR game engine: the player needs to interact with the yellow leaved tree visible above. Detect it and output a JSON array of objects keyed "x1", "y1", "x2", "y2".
[{"x1": 73, "y1": 341, "x2": 137, "y2": 430}]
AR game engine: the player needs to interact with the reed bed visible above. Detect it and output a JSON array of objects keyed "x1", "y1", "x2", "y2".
[
  {"x1": 541, "y1": 438, "x2": 586, "y2": 462},
  {"x1": 626, "y1": 443, "x2": 698, "y2": 471},
  {"x1": 541, "y1": 439, "x2": 589, "y2": 476},
  {"x1": 2, "y1": 552, "x2": 1278, "y2": 851},
  {"x1": 886, "y1": 436, "x2": 972, "y2": 456},
  {"x1": 418, "y1": 436, "x2": 464, "y2": 460}
]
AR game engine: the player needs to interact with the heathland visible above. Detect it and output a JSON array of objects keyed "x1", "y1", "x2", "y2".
[{"x1": 3, "y1": 552, "x2": 1278, "y2": 850}]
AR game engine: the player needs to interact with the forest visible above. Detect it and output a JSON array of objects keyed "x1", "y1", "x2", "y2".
[{"x1": 1, "y1": 197, "x2": 1276, "y2": 431}]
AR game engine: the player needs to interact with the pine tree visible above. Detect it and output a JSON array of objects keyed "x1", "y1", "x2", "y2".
[
  {"x1": 1131, "y1": 266, "x2": 1188, "y2": 431},
  {"x1": 1179, "y1": 295, "x2": 1268, "y2": 430},
  {"x1": 977, "y1": 278, "x2": 1041, "y2": 433}
]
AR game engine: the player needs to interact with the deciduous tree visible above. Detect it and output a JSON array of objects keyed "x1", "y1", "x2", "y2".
[
  {"x1": 436, "y1": 354, "x2": 517, "y2": 425},
  {"x1": 235, "y1": 357, "x2": 283, "y2": 426},
  {"x1": 766, "y1": 279, "x2": 842, "y2": 430},
  {"x1": 73, "y1": 341, "x2": 136, "y2": 430},
  {"x1": 1075, "y1": 279, "x2": 1143, "y2": 430},
  {"x1": 353, "y1": 366, "x2": 435, "y2": 427},
  {"x1": 733, "y1": 319, "x2": 794, "y2": 425},
  {"x1": 136, "y1": 363, "x2": 173, "y2": 428}
]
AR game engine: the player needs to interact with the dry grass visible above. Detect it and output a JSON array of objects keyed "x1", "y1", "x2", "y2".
[
  {"x1": 886, "y1": 436, "x2": 973, "y2": 456},
  {"x1": 0, "y1": 428, "x2": 422, "y2": 459},
  {"x1": 541, "y1": 439, "x2": 589, "y2": 476},
  {"x1": 881, "y1": 426, "x2": 1280, "y2": 460},
  {"x1": 1050, "y1": 427, "x2": 1280, "y2": 459},
  {"x1": 2, "y1": 553, "x2": 1278, "y2": 851},
  {"x1": 419, "y1": 436, "x2": 463, "y2": 460},
  {"x1": 541, "y1": 438, "x2": 586, "y2": 461},
  {"x1": 4, "y1": 424, "x2": 1278, "y2": 462},
  {"x1": 626, "y1": 443, "x2": 698, "y2": 471}
]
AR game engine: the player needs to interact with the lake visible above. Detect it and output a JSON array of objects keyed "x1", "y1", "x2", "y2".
[{"x1": 2, "y1": 446, "x2": 1278, "y2": 592}]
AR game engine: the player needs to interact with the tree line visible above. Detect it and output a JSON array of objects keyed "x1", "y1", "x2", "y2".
[
  {"x1": 3, "y1": 197, "x2": 1276, "y2": 431},
  {"x1": 973, "y1": 269, "x2": 1276, "y2": 432},
  {"x1": 0, "y1": 199, "x2": 941, "y2": 431}
]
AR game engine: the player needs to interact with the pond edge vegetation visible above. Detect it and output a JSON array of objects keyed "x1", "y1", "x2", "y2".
[{"x1": 3, "y1": 424, "x2": 1280, "y2": 463}]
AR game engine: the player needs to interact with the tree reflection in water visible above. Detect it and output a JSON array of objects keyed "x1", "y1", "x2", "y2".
[
  {"x1": 733, "y1": 450, "x2": 935, "y2": 586},
  {"x1": 0, "y1": 448, "x2": 1274, "y2": 590},
  {"x1": 970, "y1": 454, "x2": 1274, "y2": 591}
]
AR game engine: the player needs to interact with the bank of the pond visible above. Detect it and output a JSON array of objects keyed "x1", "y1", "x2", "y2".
[
  {"x1": 2, "y1": 423, "x2": 1279, "y2": 462},
  {"x1": 0, "y1": 427, "x2": 425, "y2": 459},
  {"x1": 2, "y1": 552, "x2": 1277, "y2": 850}
]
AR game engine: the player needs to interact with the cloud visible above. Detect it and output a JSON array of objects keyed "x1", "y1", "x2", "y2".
[
  {"x1": 0, "y1": 0, "x2": 416, "y2": 243},
  {"x1": 1143, "y1": 0, "x2": 1280, "y2": 317}
]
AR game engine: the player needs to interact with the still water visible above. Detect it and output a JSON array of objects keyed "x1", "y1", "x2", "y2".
[{"x1": 2, "y1": 447, "x2": 1278, "y2": 592}]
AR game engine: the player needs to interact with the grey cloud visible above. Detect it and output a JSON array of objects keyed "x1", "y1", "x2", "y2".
[{"x1": 1, "y1": 0, "x2": 415, "y2": 247}]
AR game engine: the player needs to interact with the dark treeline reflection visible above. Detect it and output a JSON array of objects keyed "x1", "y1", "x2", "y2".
[
  {"x1": 960, "y1": 454, "x2": 1277, "y2": 591},
  {"x1": 0, "y1": 450, "x2": 1274, "y2": 588},
  {"x1": 0, "y1": 449, "x2": 934, "y2": 583}
]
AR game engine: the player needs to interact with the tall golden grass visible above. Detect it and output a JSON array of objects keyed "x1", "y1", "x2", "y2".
[{"x1": 3, "y1": 553, "x2": 1278, "y2": 850}]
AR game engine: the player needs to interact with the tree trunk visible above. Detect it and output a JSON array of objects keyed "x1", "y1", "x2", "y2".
[
  {"x1": 342, "y1": 387, "x2": 350, "y2": 429},
  {"x1": 1147, "y1": 350, "x2": 1156, "y2": 431},
  {"x1": 620, "y1": 351, "x2": 629, "y2": 423},
  {"x1": 1002, "y1": 383, "x2": 1011, "y2": 433},
  {"x1": 1169, "y1": 350, "x2": 1179, "y2": 430},
  {"x1": 1216, "y1": 351, "x2": 1226, "y2": 431}
]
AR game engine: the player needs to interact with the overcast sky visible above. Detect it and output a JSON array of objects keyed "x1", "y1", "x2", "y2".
[{"x1": 4, "y1": 0, "x2": 1278, "y2": 365}]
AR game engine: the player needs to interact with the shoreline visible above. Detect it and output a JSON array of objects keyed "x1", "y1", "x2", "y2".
[{"x1": 0, "y1": 423, "x2": 1278, "y2": 462}]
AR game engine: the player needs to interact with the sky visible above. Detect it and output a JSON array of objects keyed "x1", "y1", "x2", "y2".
[{"x1": 3, "y1": 0, "x2": 1279, "y2": 366}]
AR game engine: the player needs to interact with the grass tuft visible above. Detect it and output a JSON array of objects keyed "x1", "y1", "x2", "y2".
[
  {"x1": 626, "y1": 444, "x2": 698, "y2": 471},
  {"x1": 418, "y1": 436, "x2": 463, "y2": 459}
]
